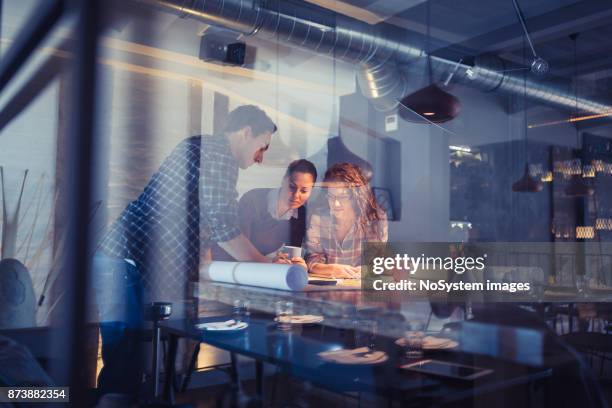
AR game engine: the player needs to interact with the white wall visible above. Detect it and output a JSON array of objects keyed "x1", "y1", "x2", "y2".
[{"x1": 0, "y1": 80, "x2": 58, "y2": 324}]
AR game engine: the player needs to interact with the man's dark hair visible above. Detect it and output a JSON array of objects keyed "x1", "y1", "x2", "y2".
[
  {"x1": 285, "y1": 159, "x2": 317, "y2": 182},
  {"x1": 220, "y1": 105, "x2": 277, "y2": 137}
]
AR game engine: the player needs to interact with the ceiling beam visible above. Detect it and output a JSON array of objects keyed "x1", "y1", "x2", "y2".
[
  {"x1": 435, "y1": 0, "x2": 612, "y2": 57},
  {"x1": 304, "y1": 0, "x2": 428, "y2": 25}
]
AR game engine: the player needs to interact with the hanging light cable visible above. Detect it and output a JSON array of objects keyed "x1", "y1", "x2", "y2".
[
  {"x1": 565, "y1": 33, "x2": 594, "y2": 198},
  {"x1": 398, "y1": 1, "x2": 460, "y2": 124},
  {"x1": 513, "y1": 37, "x2": 543, "y2": 193}
]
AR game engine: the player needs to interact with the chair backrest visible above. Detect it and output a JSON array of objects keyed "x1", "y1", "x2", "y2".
[
  {"x1": 486, "y1": 266, "x2": 546, "y2": 285},
  {"x1": 0, "y1": 259, "x2": 36, "y2": 329}
]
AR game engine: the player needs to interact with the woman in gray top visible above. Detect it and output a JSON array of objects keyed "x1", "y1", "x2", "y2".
[{"x1": 213, "y1": 159, "x2": 317, "y2": 263}]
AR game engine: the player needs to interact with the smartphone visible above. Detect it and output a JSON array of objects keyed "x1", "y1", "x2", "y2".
[
  {"x1": 308, "y1": 279, "x2": 337, "y2": 286},
  {"x1": 401, "y1": 359, "x2": 493, "y2": 380}
]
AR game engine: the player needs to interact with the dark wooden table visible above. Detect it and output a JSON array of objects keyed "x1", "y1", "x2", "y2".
[{"x1": 158, "y1": 314, "x2": 553, "y2": 406}]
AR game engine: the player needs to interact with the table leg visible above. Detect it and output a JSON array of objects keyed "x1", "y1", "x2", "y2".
[
  {"x1": 269, "y1": 366, "x2": 279, "y2": 405},
  {"x1": 255, "y1": 360, "x2": 264, "y2": 400},
  {"x1": 163, "y1": 334, "x2": 178, "y2": 404},
  {"x1": 181, "y1": 342, "x2": 201, "y2": 392},
  {"x1": 229, "y1": 352, "x2": 240, "y2": 390},
  {"x1": 152, "y1": 322, "x2": 161, "y2": 399},
  {"x1": 569, "y1": 303, "x2": 574, "y2": 333}
]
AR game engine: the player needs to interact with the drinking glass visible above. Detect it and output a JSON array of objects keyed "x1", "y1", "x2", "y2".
[
  {"x1": 464, "y1": 300, "x2": 474, "y2": 320},
  {"x1": 354, "y1": 320, "x2": 378, "y2": 350},
  {"x1": 404, "y1": 320, "x2": 425, "y2": 359},
  {"x1": 576, "y1": 275, "x2": 586, "y2": 294},
  {"x1": 233, "y1": 299, "x2": 250, "y2": 323},
  {"x1": 275, "y1": 301, "x2": 294, "y2": 331},
  {"x1": 188, "y1": 281, "x2": 200, "y2": 298},
  {"x1": 187, "y1": 282, "x2": 200, "y2": 322}
]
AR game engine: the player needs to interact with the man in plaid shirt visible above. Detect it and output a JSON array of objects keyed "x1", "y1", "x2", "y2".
[{"x1": 93, "y1": 105, "x2": 277, "y2": 397}]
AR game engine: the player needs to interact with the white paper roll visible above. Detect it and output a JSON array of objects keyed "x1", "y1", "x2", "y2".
[{"x1": 200, "y1": 261, "x2": 308, "y2": 291}]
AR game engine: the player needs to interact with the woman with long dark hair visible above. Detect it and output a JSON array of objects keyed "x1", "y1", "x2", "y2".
[
  {"x1": 304, "y1": 162, "x2": 387, "y2": 279},
  {"x1": 213, "y1": 159, "x2": 317, "y2": 266}
]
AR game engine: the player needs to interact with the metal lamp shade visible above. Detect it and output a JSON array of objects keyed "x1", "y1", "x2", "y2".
[
  {"x1": 399, "y1": 84, "x2": 461, "y2": 123},
  {"x1": 564, "y1": 176, "x2": 594, "y2": 197},
  {"x1": 512, "y1": 163, "x2": 544, "y2": 193}
]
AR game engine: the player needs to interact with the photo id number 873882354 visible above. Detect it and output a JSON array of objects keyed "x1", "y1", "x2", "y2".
[{"x1": 0, "y1": 387, "x2": 69, "y2": 403}]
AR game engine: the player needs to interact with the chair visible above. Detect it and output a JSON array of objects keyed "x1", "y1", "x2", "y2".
[
  {"x1": 169, "y1": 302, "x2": 238, "y2": 394},
  {"x1": 561, "y1": 332, "x2": 612, "y2": 378}
]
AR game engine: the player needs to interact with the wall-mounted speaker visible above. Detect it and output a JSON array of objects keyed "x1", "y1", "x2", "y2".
[{"x1": 198, "y1": 28, "x2": 255, "y2": 66}]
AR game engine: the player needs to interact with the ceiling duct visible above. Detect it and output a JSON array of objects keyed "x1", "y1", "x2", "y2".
[
  {"x1": 356, "y1": 60, "x2": 408, "y2": 112},
  {"x1": 134, "y1": 0, "x2": 612, "y2": 117},
  {"x1": 455, "y1": 53, "x2": 611, "y2": 115},
  {"x1": 138, "y1": 0, "x2": 418, "y2": 111}
]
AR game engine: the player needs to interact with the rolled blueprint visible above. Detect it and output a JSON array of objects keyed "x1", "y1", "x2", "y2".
[{"x1": 200, "y1": 261, "x2": 308, "y2": 291}]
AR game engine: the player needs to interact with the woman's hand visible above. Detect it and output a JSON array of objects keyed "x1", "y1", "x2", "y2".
[
  {"x1": 272, "y1": 252, "x2": 292, "y2": 264},
  {"x1": 328, "y1": 264, "x2": 361, "y2": 279},
  {"x1": 290, "y1": 257, "x2": 308, "y2": 270},
  {"x1": 341, "y1": 265, "x2": 361, "y2": 279},
  {"x1": 309, "y1": 263, "x2": 361, "y2": 279}
]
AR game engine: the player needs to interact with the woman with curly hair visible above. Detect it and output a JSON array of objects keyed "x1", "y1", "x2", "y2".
[{"x1": 304, "y1": 162, "x2": 387, "y2": 279}]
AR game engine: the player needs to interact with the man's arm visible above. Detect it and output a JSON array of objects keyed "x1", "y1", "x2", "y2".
[
  {"x1": 237, "y1": 190, "x2": 254, "y2": 239},
  {"x1": 218, "y1": 233, "x2": 270, "y2": 263}
]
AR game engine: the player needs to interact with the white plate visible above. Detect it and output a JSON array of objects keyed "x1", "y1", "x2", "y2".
[
  {"x1": 274, "y1": 315, "x2": 324, "y2": 325},
  {"x1": 395, "y1": 336, "x2": 458, "y2": 350},
  {"x1": 318, "y1": 348, "x2": 389, "y2": 365},
  {"x1": 195, "y1": 320, "x2": 248, "y2": 332}
]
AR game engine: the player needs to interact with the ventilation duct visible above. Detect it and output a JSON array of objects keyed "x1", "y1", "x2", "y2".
[
  {"x1": 135, "y1": 0, "x2": 612, "y2": 116},
  {"x1": 356, "y1": 60, "x2": 408, "y2": 112},
  {"x1": 138, "y1": 0, "x2": 418, "y2": 110},
  {"x1": 453, "y1": 53, "x2": 611, "y2": 115}
]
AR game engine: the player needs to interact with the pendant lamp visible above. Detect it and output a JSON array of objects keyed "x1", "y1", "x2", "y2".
[
  {"x1": 565, "y1": 176, "x2": 594, "y2": 197},
  {"x1": 399, "y1": 84, "x2": 461, "y2": 123},
  {"x1": 513, "y1": 163, "x2": 544, "y2": 192},
  {"x1": 398, "y1": 1, "x2": 460, "y2": 124}
]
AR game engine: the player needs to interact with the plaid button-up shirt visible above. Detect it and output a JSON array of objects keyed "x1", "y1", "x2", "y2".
[
  {"x1": 303, "y1": 211, "x2": 388, "y2": 269},
  {"x1": 98, "y1": 135, "x2": 241, "y2": 301}
]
